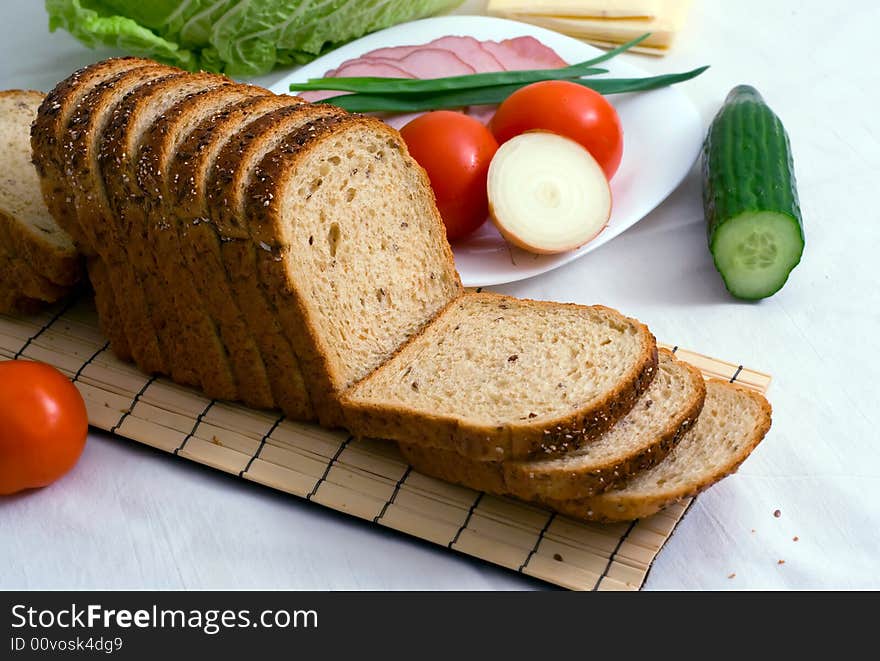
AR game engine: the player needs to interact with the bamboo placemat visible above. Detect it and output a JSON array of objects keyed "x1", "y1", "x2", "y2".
[{"x1": 0, "y1": 297, "x2": 770, "y2": 591}]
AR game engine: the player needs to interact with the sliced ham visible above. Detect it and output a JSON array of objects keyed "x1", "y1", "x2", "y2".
[
  {"x1": 334, "y1": 60, "x2": 414, "y2": 79},
  {"x1": 335, "y1": 49, "x2": 476, "y2": 79},
  {"x1": 362, "y1": 36, "x2": 505, "y2": 73},
  {"x1": 362, "y1": 36, "x2": 506, "y2": 73},
  {"x1": 481, "y1": 36, "x2": 568, "y2": 70},
  {"x1": 297, "y1": 60, "x2": 413, "y2": 103},
  {"x1": 296, "y1": 35, "x2": 568, "y2": 127},
  {"x1": 421, "y1": 36, "x2": 505, "y2": 72}
]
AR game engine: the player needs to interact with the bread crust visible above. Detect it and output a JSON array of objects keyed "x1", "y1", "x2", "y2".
[
  {"x1": 245, "y1": 115, "x2": 463, "y2": 427},
  {"x1": 548, "y1": 381, "x2": 773, "y2": 522},
  {"x1": 99, "y1": 72, "x2": 233, "y2": 387},
  {"x1": 33, "y1": 64, "x2": 164, "y2": 349},
  {"x1": 137, "y1": 84, "x2": 267, "y2": 401},
  {"x1": 168, "y1": 94, "x2": 304, "y2": 410},
  {"x1": 63, "y1": 65, "x2": 181, "y2": 373},
  {"x1": 31, "y1": 58, "x2": 154, "y2": 254},
  {"x1": 400, "y1": 350, "x2": 705, "y2": 499},
  {"x1": 343, "y1": 293, "x2": 658, "y2": 461},
  {"x1": 206, "y1": 103, "x2": 345, "y2": 420}
]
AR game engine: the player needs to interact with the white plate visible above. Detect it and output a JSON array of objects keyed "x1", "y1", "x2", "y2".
[{"x1": 271, "y1": 15, "x2": 703, "y2": 287}]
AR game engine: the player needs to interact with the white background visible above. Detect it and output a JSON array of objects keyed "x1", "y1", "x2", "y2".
[{"x1": 1, "y1": 0, "x2": 878, "y2": 589}]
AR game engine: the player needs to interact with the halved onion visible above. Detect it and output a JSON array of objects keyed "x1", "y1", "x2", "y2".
[{"x1": 487, "y1": 132, "x2": 612, "y2": 254}]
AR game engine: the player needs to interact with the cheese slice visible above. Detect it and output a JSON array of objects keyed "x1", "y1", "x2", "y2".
[
  {"x1": 487, "y1": 0, "x2": 660, "y2": 19},
  {"x1": 578, "y1": 38, "x2": 668, "y2": 56},
  {"x1": 501, "y1": 0, "x2": 693, "y2": 52}
]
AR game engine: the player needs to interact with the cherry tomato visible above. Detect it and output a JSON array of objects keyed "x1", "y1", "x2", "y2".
[
  {"x1": 0, "y1": 361, "x2": 88, "y2": 495},
  {"x1": 490, "y1": 80, "x2": 624, "y2": 179},
  {"x1": 400, "y1": 111, "x2": 498, "y2": 241}
]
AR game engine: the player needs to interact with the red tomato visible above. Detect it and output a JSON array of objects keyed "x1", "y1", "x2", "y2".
[
  {"x1": 0, "y1": 361, "x2": 88, "y2": 495},
  {"x1": 400, "y1": 111, "x2": 498, "y2": 241},
  {"x1": 490, "y1": 80, "x2": 624, "y2": 179}
]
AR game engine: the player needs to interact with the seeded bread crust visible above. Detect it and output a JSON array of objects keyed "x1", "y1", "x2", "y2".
[
  {"x1": 341, "y1": 293, "x2": 658, "y2": 461},
  {"x1": 547, "y1": 381, "x2": 773, "y2": 522},
  {"x1": 245, "y1": 115, "x2": 463, "y2": 426},
  {"x1": 207, "y1": 103, "x2": 349, "y2": 420},
  {"x1": 400, "y1": 350, "x2": 705, "y2": 499},
  {"x1": 31, "y1": 57, "x2": 154, "y2": 253},
  {"x1": 65, "y1": 67, "x2": 181, "y2": 374},
  {"x1": 168, "y1": 94, "x2": 302, "y2": 409},
  {"x1": 98, "y1": 72, "x2": 230, "y2": 387},
  {"x1": 136, "y1": 83, "x2": 267, "y2": 401}
]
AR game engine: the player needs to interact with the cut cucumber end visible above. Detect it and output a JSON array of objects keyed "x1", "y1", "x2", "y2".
[{"x1": 710, "y1": 211, "x2": 804, "y2": 300}]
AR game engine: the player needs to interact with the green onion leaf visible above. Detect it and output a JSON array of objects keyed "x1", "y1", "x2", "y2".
[{"x1": 321, "y1": 66, "x2": 709, "y2": 113}]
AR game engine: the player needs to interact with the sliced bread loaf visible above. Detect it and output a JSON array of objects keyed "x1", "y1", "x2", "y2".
[
  {"x1": 31, "y1": 57, "x2": 154, "y2": 253},
  {"x1": 136, "y1": 83, "x2": 267, "y2": 401},
  {"x1": 98, "y1": 72, "x2": 231, "y2": 388},
  {"x1": 400, "y1": 349, "x2": 705, "y2": 499},
  {"x1": 0, "y1": 90, "x2": 80, "y2": 295},
  {"x1": 341, "y1": 292, "x2": 658, "y2": 461},
  {"x1": 547, "y1": 380, "x2": 772, "y2": 522},
  {"x1": 244, "y1": 115, "x2": 463, "y2": 426},
  {"x1": 86, "y1": 257, "x2": 132, "y2": 360},
  {"x1": 206, "y1": 103, "x2": 350, "y2": 421},
  {"x1": 168, "y1": 94, "x2": 304, "y2": 409},
  {"x1": 61, "y1": 65, "x2": 181, "y2": 372}
]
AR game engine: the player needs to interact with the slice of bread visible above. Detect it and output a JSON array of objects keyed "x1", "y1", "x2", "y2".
[
  {"x1": 136, "y1": 83, "x2": 267, "y2": 401},
  {"x1": 206, "y1": 103, "x2": 350, "y2": 421},
  {"x1": 86, "y1": 257, "x2": 132, "y2": 360},
  {"x1": 98, "y1": 72, "x2": 231, "y2": 388},
  {"x1": 245, "y1": 115, "x2": 463, "y2": 426},
  {"x1": 400, "y1": 349, "x2": 705, "y2": 499},
  {"x1": 31, "y1": 57, "x2": 154, "y2": 253},
  {"x1": 547, "y1": 380, "x2": 773, "y2": 522},
  {"x1": 0, "y1": 90, "x2": 81, "y2": 296},
  {"x1": 168, "y1": 94, "x2": 303, "y2": 409},
  {"x1": 342, "y1": 292, "x2": 658, "y2": 461},
  {"x1": 61, "y1": 65, "x2": 180, "y2": 373},
  {"x1": 0, "y1": 273, "x2": 42, "y2": 315},
  {"x1": 0, "y1": 251, "x2": 69, "y2": 305}
]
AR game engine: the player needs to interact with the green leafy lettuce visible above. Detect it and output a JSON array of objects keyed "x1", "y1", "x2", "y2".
[{"x1": 45, "y1": 0, "x2": 464, "y2": 77}]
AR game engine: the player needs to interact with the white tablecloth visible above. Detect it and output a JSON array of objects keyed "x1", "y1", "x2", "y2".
[{"x1": 1, "y1": 0, "x2": 878, "y2": 590}]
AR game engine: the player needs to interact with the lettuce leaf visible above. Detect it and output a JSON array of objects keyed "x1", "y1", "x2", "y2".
[{"x1": 45, "y1": 0, "x2": 464, "y2": 77}]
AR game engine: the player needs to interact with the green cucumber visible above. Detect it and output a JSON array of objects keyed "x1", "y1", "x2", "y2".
[{"x1": 702, "y1": 85, "x2": 804, "y2": 300}]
